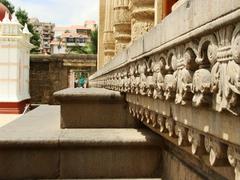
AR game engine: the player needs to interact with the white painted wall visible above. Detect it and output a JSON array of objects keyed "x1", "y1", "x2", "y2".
[{"x1": 0, "y1": 13, "x2": 33, "y2": 103}]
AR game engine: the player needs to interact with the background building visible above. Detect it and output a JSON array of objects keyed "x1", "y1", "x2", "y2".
[
  {"x1": 29, "y1": 18, "x2": 55, "y2": 54},
  {"x1": 50, "y1": 21, "x2": 96, "y2": 54}
]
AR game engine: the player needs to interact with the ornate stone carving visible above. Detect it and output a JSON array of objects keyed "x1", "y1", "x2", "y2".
[
  {"x1": 164, "y1": 51, "x2": 177, "y2": 100},
  {"x1": 149, "y1": 111, "x2": 157, "y2": 127},
  {"x1": 210, "y1": 25, "x2": 240, "y2": 115},
  {"x1": 157, "y1": 114, "x2": 166, "y2": 133},
  {"x1": 188, "y1": 130, "x2": 205, "y2": 155},
  {"x1": 192, "y1": 69, "x2": 211, "y2": 107},
  {"x1": 165, "y1": 117, "x2": 175, "y2": 137},
  {"x1": 113, "y1": 0, "x2": 131, "y2": 53},
  {"x1": 175, "y1": 47, "x2": 196, "y2": 105},
  {"x1": 204, "y1": 137, "x2": 227, "y2": 166},
  {"x1": 150, "y1": 54, "x2": 165, "y2": 99},
  {"x1": 136, "y1": 60, "x2": 148, "y2": 95},
  {"x1": 227, "y1": 146, "x2": 240, "y2": 180},
  {"x1": 144, "y1": 108, "x2": 150, "y2": 123},
  {"x1": 129, "y1": 0, "x2": 155, "y2": 41},
  {"x1": 175, "y1": 124, "x2": 188, "y2": 146}
]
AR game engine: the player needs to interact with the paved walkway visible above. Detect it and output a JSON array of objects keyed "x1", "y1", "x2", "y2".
[{"x1": 0, "y1": 114, "x2": 21, "y2": 128}]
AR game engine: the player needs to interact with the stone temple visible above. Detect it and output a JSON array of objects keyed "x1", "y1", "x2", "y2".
[{"x1": 0, "y1": 0, "x2": 240, "y2": 179}]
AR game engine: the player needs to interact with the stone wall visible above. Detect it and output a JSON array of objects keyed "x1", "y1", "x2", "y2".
[
  {"x1": 30, "y1": 54, "x2": 97, "y2": 104},
  {"x1": 90, "y1": 0, "x2": 240, "y2": 179}
]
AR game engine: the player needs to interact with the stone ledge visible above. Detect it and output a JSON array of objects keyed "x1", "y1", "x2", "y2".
[
  {"x1": 54, "y1": 88, "x2": 137, "y2": 128},
  {"x1": 0, "y1": 105, "x2": 162, "y2": 179},
  {"x1": 54, "y1": 88, "x2": 124, "y2": 102},
  {"x1": 0, "y1": 105, "x2": 161, "y2": 148},
  {"x1": 60, "y1": 129, "x2": 162, "y2": 147}
]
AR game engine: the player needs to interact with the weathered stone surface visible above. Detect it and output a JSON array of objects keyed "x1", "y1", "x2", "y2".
[
  {"x1": 90, "y1": 1, "x2": 240, "y2": 179},
  {"x1": 54, "y1": 88, "x2": 139, "y2": 128},
  {"x1": 0, "y1": 105, "x2": 162, "y2": 179}
]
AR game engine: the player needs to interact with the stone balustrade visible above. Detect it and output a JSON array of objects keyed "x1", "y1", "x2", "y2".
[{"x1": 91, "y1": 0, "x2": 240, "y2": 179}]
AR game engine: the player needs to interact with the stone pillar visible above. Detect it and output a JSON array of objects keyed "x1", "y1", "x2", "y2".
[
  {"x1": 97, "y1": 0, "x2": 106, "y2": 70},
  {"x1": 68, "y1": 70, "x2": 75, "y2": 88},
  {"x1": 103, "y1": 0, "x2": 115, "y2": 64},
  {"x1": 154, "y1": 0, "x2": 163, "y2": 26},
  {"x1": 129, "y1": 0, "x2": 155, "y2": 41},
  {"x1": 113, "y1": 0, "x2": 131, "y2": 53}
]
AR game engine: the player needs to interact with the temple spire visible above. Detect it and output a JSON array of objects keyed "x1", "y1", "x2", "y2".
[{"x1": 2, "y1": 11, "x2": 10, "y2": 23}]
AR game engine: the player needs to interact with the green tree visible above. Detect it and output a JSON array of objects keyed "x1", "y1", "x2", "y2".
[
  {"x1": 0, "y1": 0, "x2": 40, "y2": 53},
  {"x1": 0, "y1": 0, "x2": 14, "y2": 14},
  {"x1": 68, "y1": 28, "x2": 98, "y2": 55},
  {"x1": 15, "y1": 8, "x2": 40, "y2": 53},
  {"x1": 87, "y1": 28, "x2": 98, "y2": 54}
]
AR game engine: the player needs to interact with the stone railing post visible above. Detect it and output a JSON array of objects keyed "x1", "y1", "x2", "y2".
[
  {"x1": 129, "y1": 0, "x2": 155, "y2": 41},
  {"x1": 103, "y1": 0, "x2": 115, "y2": 64},
  {"x1": 113, "y1": 0, "x2": 131, "y2": 53}
]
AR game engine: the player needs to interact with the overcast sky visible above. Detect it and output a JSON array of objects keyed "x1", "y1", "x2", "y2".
[{"x1": 10, "y1": 0, "x2": 99, "y2": 26}]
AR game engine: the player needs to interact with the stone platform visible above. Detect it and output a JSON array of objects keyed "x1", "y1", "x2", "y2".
[{"x1": 0, "y1": 105, "x2": 162, "y2": 179}]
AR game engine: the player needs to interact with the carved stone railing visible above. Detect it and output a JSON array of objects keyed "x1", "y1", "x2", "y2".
[{"x1": 90, "y1": 0, "x2": 240, "y2": 179}]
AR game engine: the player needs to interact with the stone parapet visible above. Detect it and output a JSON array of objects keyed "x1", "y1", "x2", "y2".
[{"x1": 89, "y1": 1, "x2": 240, "y2": 179}]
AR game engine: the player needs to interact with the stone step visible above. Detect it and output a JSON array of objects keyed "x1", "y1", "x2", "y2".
[
  {"x1": 0, "y1": 106, "x2": 162, "y2": 179},
  {"x1": 41, "y1": 179, "x2": 162, "y2": 180},
  {"x1": 54, "y1": 88, "x2": 140, "y2": 129}
]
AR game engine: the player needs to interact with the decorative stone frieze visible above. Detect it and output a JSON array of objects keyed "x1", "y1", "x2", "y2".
[
  {"x1": 204, "y1": 137, "x2": 227, "y2": 166},
  {"x1": 113, "y1": 0, "x2": 131, "y2": 53},
  {"x1": 188, "y1": 130, "x2": 205, "y2": 155},
  {"x1": 90, "y1": 23, "x2": 240, "y2": 117},
  {"x1": 228, "y1": 146, "x2": 240, "y2": 180},
  {"x1": 129, "y1": 0, "x2": 155, "y2": 41},
  {"x1": 90, "y1": 1, "x2": 240, "y2": 178}
]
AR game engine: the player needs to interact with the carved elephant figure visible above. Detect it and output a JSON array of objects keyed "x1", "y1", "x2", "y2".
[
  {"x1": 151, "y1": 58, "x2": 165, "y2": 99},
  {"x1": 192, "y1": 69, "x2": 211, "y2": 107},
  {"x1": 137, "y1": 61, "x2": 147, "y2": 95},
  {"x1": 175, "y1": 67, "x2": 193, "y2": 105},
  {"x1": 164, "y1": 74, "x2": 177, "y2": 100}
]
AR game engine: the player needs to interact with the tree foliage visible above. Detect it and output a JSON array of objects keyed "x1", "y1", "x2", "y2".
[
  {"x1": 87, "y1": 28, "x2": 98, "y2": 54},
  {"x1": 67, "y1": 28, "x2": 98, "y2": 55},
  {"x1": 0, "y1": 0, "x2": 40, "y2": 53}
]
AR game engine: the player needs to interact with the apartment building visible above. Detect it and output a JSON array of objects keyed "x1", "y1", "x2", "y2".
[{"x1": 29, "y1": 18, "x2": 55, "y2": 54}]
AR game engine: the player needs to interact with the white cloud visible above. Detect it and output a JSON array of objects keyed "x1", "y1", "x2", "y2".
[{"x1": 9, "y1": 0, "x2": 99, "y2": 26}]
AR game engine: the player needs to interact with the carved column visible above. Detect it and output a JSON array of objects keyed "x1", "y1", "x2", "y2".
[
  {"x1": 129, "y1": 0, "x2": 155, "y2": 41},
  {"x1": 103, "y1": 0, "x2": 115, "y2": 64},
  {"x1": 113, "y1": 0, "x2": 131, "y2": 53}
]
